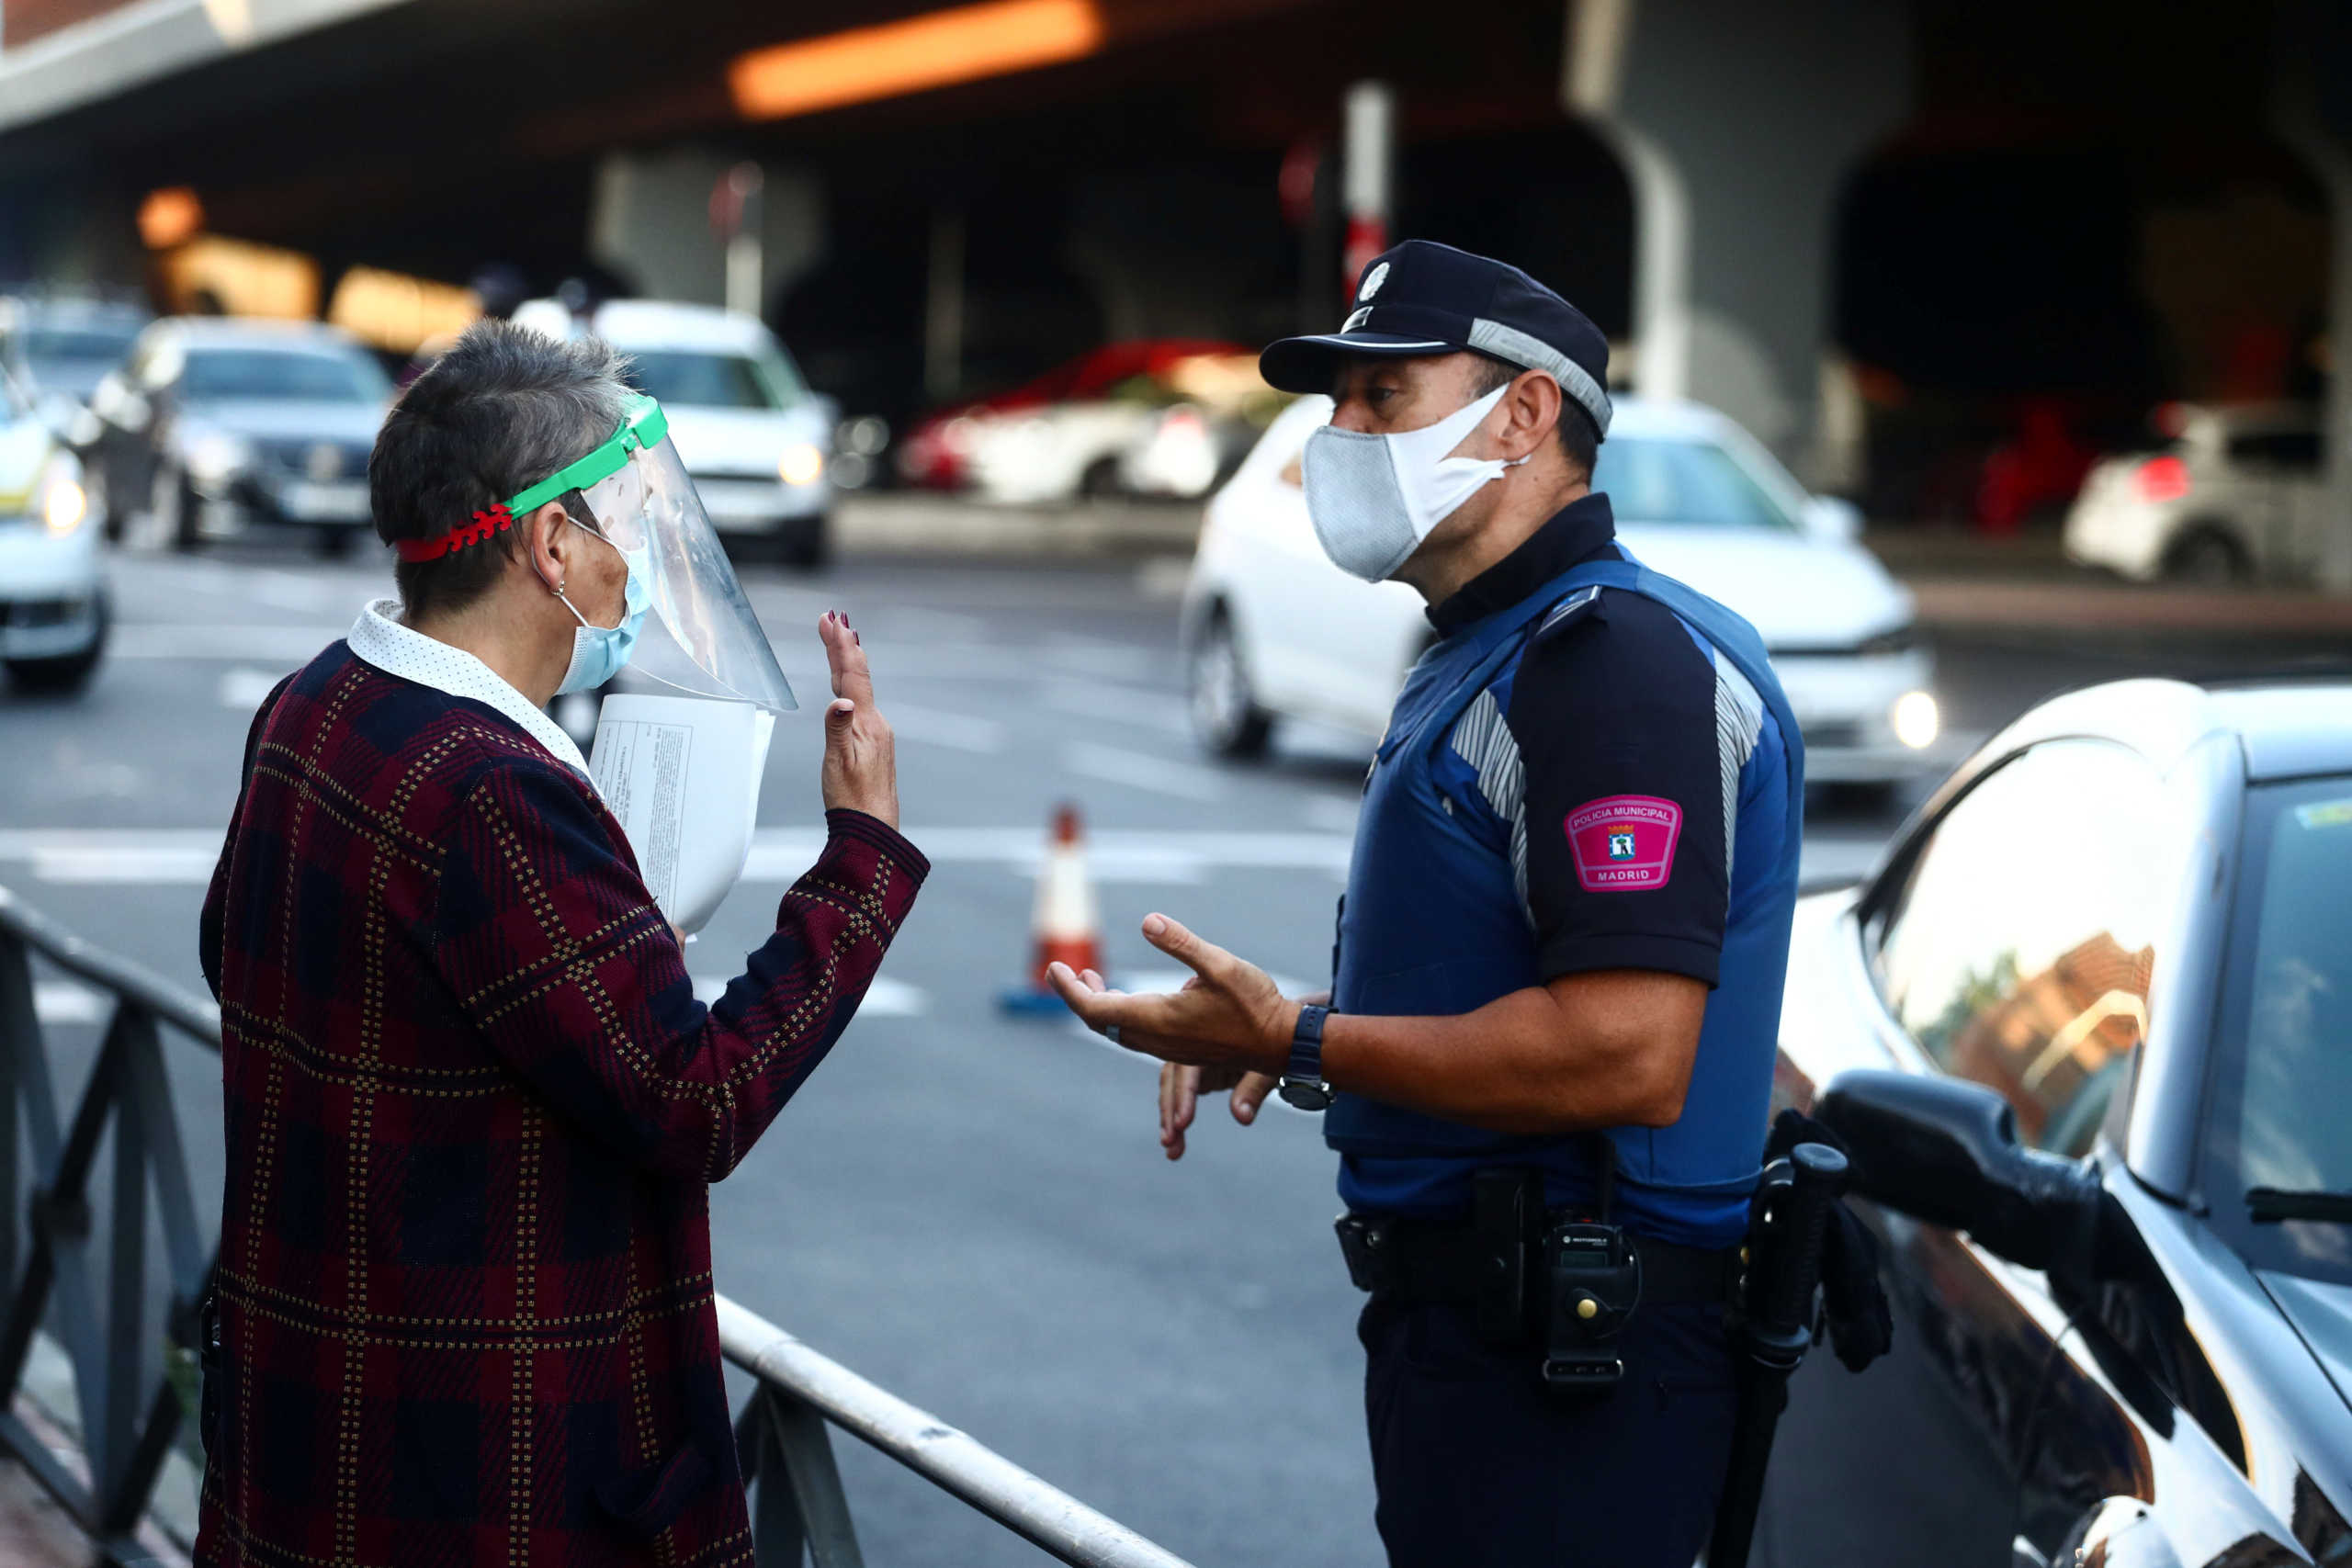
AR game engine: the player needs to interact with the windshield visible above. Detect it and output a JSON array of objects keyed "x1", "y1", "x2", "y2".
[
  {"x1": 182, "y1": 347, "x2": 389, "y2": 404},
  {"x1": 1594, "y1": 436, "x2": 1800, "y2": 531},
  {"x1": 20, "y1": 328, "x2": 138, "y2": 367},
  {"x1": 624, "y1": 348, "x2": 807, "y2": 411},
  {"x1": 2208, "y1": 775, "x2": 2352, "y2": 1283}
]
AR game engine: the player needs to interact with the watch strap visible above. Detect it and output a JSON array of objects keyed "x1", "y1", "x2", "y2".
[{"x1": 1286, "y1": 1003, "x2": 1330, "y2": 1085}]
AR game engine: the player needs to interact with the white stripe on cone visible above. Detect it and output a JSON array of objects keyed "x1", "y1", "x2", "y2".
[{"x1": 1029, "y1": 802, "x2": 1102, "y2": 986}]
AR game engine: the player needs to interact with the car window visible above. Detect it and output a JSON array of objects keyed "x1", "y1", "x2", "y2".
[
  {"x1": 2223, "y1": 429, "x2": 2323, "y2": 471},
  {"x1": 2206, "y1": 778, "x2": 2352, "y2": 1283},
  {"x1": 1592, "y1": 436, "x2": 1800, "y2": 530},
  {"x1": 623, "y1": 350, "x2": 804, "y2": 411},
  {"x1": 181, "y1": 348, "x2": 387, "y2": 403},
  {"x1": 1871, "y1": 740, "x2": 2186, "y2": 1156},
  {"x1": 20, "y1": 328, "x2": 138, "y2": 366}
]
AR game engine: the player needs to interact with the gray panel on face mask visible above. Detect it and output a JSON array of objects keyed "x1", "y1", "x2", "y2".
[{"x1": 1304, "y1": 426, "x2": 1421, "y2": 581}]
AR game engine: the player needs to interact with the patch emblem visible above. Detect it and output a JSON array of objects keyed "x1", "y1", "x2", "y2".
[
  {"x1": 1359, "y1": 261, "x2": 1389, "y2": 301},
  {"x1": 1566, "y1": 795, "x2": 1682, "y2": 892}
]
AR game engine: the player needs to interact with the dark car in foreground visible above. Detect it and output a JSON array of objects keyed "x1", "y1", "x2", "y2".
[
  {"x1": 85, "y1": 318, "x2": 389, "y2": 555},
  {"x1": 1763, "y1": 676, "x2": 2352, "y2": 1568}
]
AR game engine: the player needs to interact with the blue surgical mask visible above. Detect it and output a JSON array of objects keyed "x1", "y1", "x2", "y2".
[{"x1": 548, "y1": 528, "x2": 652, "y2": 695}]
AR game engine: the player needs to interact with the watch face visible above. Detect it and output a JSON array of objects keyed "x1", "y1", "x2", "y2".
[{"x1": 1280, "y1": 1079, "x2": 1332, "y2": 1112}]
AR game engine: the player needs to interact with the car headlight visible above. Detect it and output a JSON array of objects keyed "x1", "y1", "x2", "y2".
[
  {"x1": 42, "y1": 474, "x2": 87, "y2": 536},
  {"x1": 1891, "y1": 690, "x2": 1940, "y2": 750},
  {"x1": 778, "y1": 443, "x2": 825, "y2": 487},
  {"x1": 184, "y1": 429, "x2": 254, "y2": 489}
]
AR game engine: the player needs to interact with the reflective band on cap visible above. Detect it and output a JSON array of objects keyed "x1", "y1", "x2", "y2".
[
  {"x1": 1464, "y1": 317, "x2": 1613, "y2": 436},
  {"x1": 394, "y1": 502, "x2": 515, "y2": 563}
]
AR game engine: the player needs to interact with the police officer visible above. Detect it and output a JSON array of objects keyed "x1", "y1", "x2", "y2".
[{"x1": 1051, "y1": 239, "x2": 1805, "y2": 1568}]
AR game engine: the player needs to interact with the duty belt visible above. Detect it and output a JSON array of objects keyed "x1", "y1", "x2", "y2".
[{"x1": 1335, "y1": 1210, "x2": 1742, "y2": 1309}]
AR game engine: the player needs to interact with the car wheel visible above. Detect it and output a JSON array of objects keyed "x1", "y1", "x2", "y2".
[
  {"x1": 6, "y1": 598, "x2": 107, "y2": 696},
  {"x1": 1187, "y1": 611, "x2": 1272, "y2": 760},
  {"x1": 1079, "y1": 457, "x2": 1122, "y2": 499},
  {"x1": 86, "y1": 465, "x2": 119, "y2": 543},
  {"x1": 314, "y1": 525, "x2": 356, "y2": 560},
  {"x1": 154, "y1": 463, "x2": 202, "y2": 553},
  {"x1": 782, "y1": 515, "x2": 831, "y2": 571},
  {"x1": 2163, "y1": 525, "x2": 2247, "y2": 585}
]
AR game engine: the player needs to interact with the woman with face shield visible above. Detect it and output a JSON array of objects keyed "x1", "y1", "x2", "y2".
[{"x1": 193, "y1": 321, "x2": 924, "y2": 1567}]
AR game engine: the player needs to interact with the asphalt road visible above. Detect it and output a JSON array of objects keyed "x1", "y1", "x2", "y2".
[{"x1": 0, "y1": 533, "x2": 2308, "y2": 1565}]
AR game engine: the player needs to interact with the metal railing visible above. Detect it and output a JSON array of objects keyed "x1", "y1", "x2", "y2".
[
  {"x1": 0, "y1": 882, "x2": 215, "y2": 1567},
  {"x1": 0, "y1": 883, "x2": 1196, "y2": 1568}
]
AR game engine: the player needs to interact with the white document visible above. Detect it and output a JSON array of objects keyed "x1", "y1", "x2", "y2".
[{"x1": 589, "y1": 693, "x2": 776, "y2": 936}]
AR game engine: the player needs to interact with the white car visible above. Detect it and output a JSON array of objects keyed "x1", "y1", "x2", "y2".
[
  {"x1": 956, "y1": 400, "x2": 1161, "y2": 505},
  {"x1": 513, "y1": 299, "x2": 834, "y2": 567},
  {"x1": 0, "y1": 371, "x2": 107, "y2": 693},
  {"x1": 1182, "y1": 395, "x2": 1944, "y2": 786},
  {"x1": 2064, "y1": 403, "x2": 2327, "y2": 583}
]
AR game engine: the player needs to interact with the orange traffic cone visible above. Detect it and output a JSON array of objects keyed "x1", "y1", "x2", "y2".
[{"x1": 1001, "y1": 802, "x2": 1102, "y2": 1014}]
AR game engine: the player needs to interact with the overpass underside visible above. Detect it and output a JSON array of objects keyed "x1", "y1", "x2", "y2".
[{"x1": 3, "y1": 0, "x2": 2349, "y2": 582}]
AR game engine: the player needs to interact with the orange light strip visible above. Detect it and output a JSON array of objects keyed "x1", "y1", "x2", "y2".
[{"x1": 729, "y1": 0, "x2": 1105, "y2": 122}]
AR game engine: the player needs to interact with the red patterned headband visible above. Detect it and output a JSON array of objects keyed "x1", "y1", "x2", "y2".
[{"x1": 394, "y1": 503, "x2": 514, "y2": 564}]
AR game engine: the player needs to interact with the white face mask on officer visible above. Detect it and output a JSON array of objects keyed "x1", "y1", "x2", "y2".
[{"x1": 1301, "y1": 383, "x2": 1530, "y2": 582}]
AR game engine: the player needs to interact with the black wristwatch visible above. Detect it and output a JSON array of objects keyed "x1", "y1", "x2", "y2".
[{"x1": 1278, "y1": 1003, "x2": 1333, "y2": 1111}]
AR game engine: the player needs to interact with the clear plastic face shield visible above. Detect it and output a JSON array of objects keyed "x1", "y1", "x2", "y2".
[{"x1": 524, "y1": 392, "x2": 797, "y2": 713}]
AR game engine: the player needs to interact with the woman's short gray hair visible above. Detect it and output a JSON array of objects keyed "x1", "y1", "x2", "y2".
[{"x1": 372, "y1": 319, "x2": 630, "y2": 620}]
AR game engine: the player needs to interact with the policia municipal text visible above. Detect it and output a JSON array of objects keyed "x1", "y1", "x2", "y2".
[{"x1": 1053, "y1": 242, "x2": 1807, "y2": 1567}]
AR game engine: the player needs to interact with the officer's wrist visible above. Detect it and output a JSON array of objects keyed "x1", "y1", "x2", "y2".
[{"x1": 1261, "y1": 998, "x2": 1306, "y2": 1075}]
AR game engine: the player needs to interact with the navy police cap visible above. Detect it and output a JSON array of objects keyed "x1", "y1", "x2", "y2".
[{"x1": 1260, "y1": 239, "x2": 1612, "y2": 438}]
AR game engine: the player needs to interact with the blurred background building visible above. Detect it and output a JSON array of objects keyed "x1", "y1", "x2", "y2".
[{"x1": 2, "y1": 0, "x2": 2347, "y2": 578}]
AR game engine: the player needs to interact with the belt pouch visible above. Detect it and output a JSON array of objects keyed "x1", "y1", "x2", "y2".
[{"x1": 1472, "y1": 1167, "x2": 1543, "y2": 1347}]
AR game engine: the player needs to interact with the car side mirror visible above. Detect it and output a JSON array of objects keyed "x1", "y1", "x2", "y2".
[
  {"x1": 1802, "y1": 495, "x2": 1863, "y2": 544},
  {"x1": 1815, "y1": 1069, "x2": 2102, "y2": 1273}
]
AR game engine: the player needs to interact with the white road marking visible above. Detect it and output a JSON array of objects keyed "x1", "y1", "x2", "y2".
[
  {"x1": 1042, "y1": 636, "x2": 1158, "y2": 682},
  {"x1": 882, "y1": 703, "x2": 1008, "y2": 754},
  {"x1": 217, "y1": 667, "x2": 288, "y2": 710},
  {"x1": 1301, "y1": 795, "x2": 1362, "y2": 834},
  {"x1": 694, "y1": 972, "x2": 926, "y2": 1017},
  {"x1": 1059, "y1": 741, "x2": 1228, "y2": 803},
  {"x1": 112, "y1": 626, "x2": 346, "y2": 661},
  {"x1": 33, "y1": 982, "x2": 106, "y2": 1026},
  {"x1": 1041, "y1": 680, "x2": 1193, "y2": 738},
  {"x1": 0, "y1": 824, "x2": 1881, "y2": 889},
  {"x1": 0, "y1": 827, "x2": 1351, "y2": 885},
  {"x1": 870, "y1": 608, "x2": 989, "y2": 640}
]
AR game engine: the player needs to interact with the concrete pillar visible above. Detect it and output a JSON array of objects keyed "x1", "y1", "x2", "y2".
[
  {"x1": 1564, "y1": 0, "x2": 1909, "y2": 479},
  {"x1": 2272, "y1": 0, "x2": 2352, "y2": 592},
  {"x1": 924, "y1": 208, "x2": 965, "y2": 402},
  {"x1": 588, "y1": 148, "x2": 824, "y2": 321}
]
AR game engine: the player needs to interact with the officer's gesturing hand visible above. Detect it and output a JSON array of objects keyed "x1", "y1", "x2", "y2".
[
  {"x1": 1048, "y1": 913, "x2": 1296, "y2": 1079},
  {"x1": 817, "y1": 611, "x2": 899, "y2": 829}
]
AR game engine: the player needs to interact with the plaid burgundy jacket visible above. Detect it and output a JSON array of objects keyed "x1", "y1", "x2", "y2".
[{"x1": 193, "y1": 642, "x2": 927, "y2": 1568}]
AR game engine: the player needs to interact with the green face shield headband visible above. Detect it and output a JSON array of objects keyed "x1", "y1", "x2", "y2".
[{"x1": 393, "y1": 393, "x2": 669, "y2": 563}]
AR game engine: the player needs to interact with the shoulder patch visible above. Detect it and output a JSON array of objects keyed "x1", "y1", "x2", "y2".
[{"x1": 1566, "y1": 795, "x2": 1682, "y2": 891}]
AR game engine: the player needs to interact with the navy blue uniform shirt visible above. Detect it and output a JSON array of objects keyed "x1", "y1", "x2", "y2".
[{"x1": 1337, "y1": 493, "x2": 1792, "y2": 1245}]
